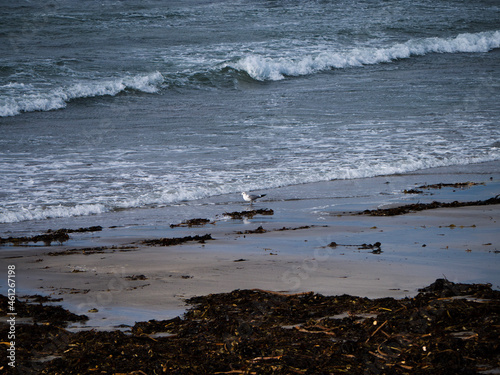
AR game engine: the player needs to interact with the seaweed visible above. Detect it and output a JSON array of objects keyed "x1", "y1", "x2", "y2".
[
  {"x1": 47, "y1": 245, "x2": 137, "y2": 256},
  {"x1": 47, "y1": 226, "x2": 103, "y2": 234},
  {"x1": 170, "y1": 218, "x2": 212, "y2": 228},
  {"x1": 236, "y1": 225, "x2": 319, "y2": 235},
  {"x1": 125, "y1": 274, "x2": 148, "y2": 281},
  {"x1": 223, "y1": 209, "x2": 274, "y2": 219},
  {"x1": 275, "y1": 225, "x2": 312, "y2": 231},
  {"x1": 236, "y1": 226, "x2": 267, "y2": 234},
  {"x1": 1, "y1": 279, "x2": 499, "y2": 374},
  {"x1": 0, "y1": 295, "x2": 88, "y2": 326},
  {"x1": 328, "y1": 241, "x2": 383, "y2": 254},
  {"x1": 0, "y1": 232, "x2": 70, "y2": 246},
  {"x1": 0, "y1": 226, "x2": 102, "y2": 246},
  {"x1": 403, "y1": 189, "x2": 424, "y2": 194},
  {"x1": 141, "y1": 234, "x2": 213, "y2": 246},
  {"x1": 418, "y1": 182, "x2": 482, "y2": 189},
  {"x1": 361, "y1": 196, "x2": 500, "y2": 216}
]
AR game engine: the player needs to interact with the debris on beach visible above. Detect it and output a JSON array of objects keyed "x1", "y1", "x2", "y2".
[
  {"x1": 418, "y1": 182, "x2": 482, "y2": 190},
  {"x1": 47, "y1": 245, "x2": 138, "y2": 256},
  {"x1": 237, "y1": 225, "x2": 320, "y2": 235},
  {"x1": 48, "y1": 226, "x2": 103, "y2": 233},
  {"x1": 1, "y1": 279, "x2": 498, "y2": 374},
  {"x1": 276, "y1": 225, "x2": 313, "y2": 231},
  {"x1": 170, "y1": 218, "x2": 212, "y2": 228},
  {"x1": 402, "y1": 182, "x2": 484, "y2": 195},
  {"x1": 402, "y1": 188, "x2": 423, "y2": 194},
  {"x1": 328, "y1": 241, "x2": 383, "y2": 254},
  {"x1": 125, "y1": 274, "x2": 148, "y2": 281},
  {"x1": 0, "y1": 294, "x2": 88, "y2": 326},
  {"x1": 0, "y1": 226, "x2": 102, "y2": 246},
  {"x1": 358, "y1": 242, "x2": 382, "y2": 254},
  {"x1": 361, "y1": 195, "x2": 500, "y2": 216},
  {"x1": 439, "y1": 223, "x2": 476, "y2": 229},
  {"x1": 0, "y1": 231, "x2": 70, "y2": 246},
  {"x1": 236, "y1": 226, "x2": 267, "y2": 234},
  {"x1": 223, "y1": 208, "x2": 274, "y2": 219},
  {"x1": 21, "y1": 295, "x2": 63, "y2": 303},
  {"x1": 141, "y1": 234, "x2": 213, "y2": 246}
]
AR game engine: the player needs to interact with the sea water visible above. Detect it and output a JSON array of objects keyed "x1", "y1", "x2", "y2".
[{"x1": 1, "y1": 0, "x2": 499, "y2": 229}]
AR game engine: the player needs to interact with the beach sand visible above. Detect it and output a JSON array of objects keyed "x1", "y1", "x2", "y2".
[{"x1": 1, "y1": 162, "x2": 499, "y2": 330}]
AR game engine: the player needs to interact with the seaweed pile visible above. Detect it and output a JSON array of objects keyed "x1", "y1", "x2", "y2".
[
  {"x1": 404, "y1": 182, "x2": 482, "y2": 194},
  {"x1": 0, "y1": 226, "x2": 103, "y2": 246},
  {"x1": 418, "y1": 182, "x2": 482, "y2": 190},
  {"x1": 0, "y1": 295, "x2": 88, "y2": 326},
  {"x1": 169, "y1": 209, "x2": 275, "y2": 228},
  {"x1": 1, "y1": 279, "x2": 499, "y2": 374},
  {"x1": 236, "y1": 225, "x2": 319, "y2": 235},
  {"x1": 329, "y1": 241, "x2": 383, "y2": 254},
  {"x1": 362, "y1": 196, "x2": 500, "y2": 216},
  {"x1": 0, "y1": 231, "x2": 70, "y2": 246},
  {"x1": 170, "y1": 218, "x2": 212, "y2": 228},
  {"x1": 141, "y1": 234, "x2": 213, "y2": 246},
  {"x1": 236, "y1": 226, "x2": 268, "y2": 234},
  {"x1": 47, "y1": 245, "x2": 137, "y2": 256},
  {"x1": 224, "y1": 209, "x2": 274, "y2": 220}
]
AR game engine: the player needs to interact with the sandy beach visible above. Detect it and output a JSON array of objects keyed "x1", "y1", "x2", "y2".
[
  {"x1": 1, "y1": 162, "x2": 499, "y2": 331},
  {"x1": 3, "y1": 2, "x2": 500, "y2": 371}
]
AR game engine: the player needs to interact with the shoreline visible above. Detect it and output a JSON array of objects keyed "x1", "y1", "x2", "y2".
[
  {"x1": 1, "y1": 162, "x2": 499, "y2": 330},
  {"x1": 1, "y1": 162, "x2": 500, "y2": 373},
  {"x1": 2, "y1": 159, "x2": 500, "y2": 237}
]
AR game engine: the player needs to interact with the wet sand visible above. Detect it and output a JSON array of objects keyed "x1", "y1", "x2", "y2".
[{"x1": 1, "y1": 163, "x2": 499, "y2": 330}]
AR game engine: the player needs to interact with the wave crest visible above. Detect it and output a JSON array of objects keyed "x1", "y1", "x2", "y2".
[
  {"x1": 0, "y1": 203, "x2": 107, "y2": 224},
  {"x1": 229, "y1": 30, "x2": 500, "y2": 81},
  {"x1": 0, "y1": 71, "x2": 164, "y2": 117}
]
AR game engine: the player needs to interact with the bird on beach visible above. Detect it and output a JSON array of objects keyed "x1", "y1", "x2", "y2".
[{"x1": 242, "y1": 192, "x2": 266, "y2": 205}]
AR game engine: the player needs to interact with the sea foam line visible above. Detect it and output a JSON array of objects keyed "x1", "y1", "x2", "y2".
[
  {"x1": 0, "y1": 203, "x2": 108, "y2": 224},
  {"x1": 2, "y1": 153, "x2": 498, "y2": 224},
  {"x1": 229, "y1": 30, "x2": 500, "y2": 81}
]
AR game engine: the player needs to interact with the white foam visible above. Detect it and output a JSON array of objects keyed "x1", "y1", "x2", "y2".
[
  {"x1": 0, "y1": 204, "x2": 107, "y2": 224},
  {"x1": 0, "y1": 71, "x2": 164, "y2": 117},
  {"x1": 1, "y1": 152, "x2": 498, "y2": 224},
  {"x1": 0, "y1": 82, "x2": 33, "y2": 89},
  {"x1": 229, "y1": 30, "x2": 500, "y2": 81}
]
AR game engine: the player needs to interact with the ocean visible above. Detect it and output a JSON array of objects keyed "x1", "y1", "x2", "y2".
[{"x1": 1, "y1": 0, "x2": 499, "y2": 229}]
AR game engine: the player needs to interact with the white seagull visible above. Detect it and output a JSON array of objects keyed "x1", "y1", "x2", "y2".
[{"x1": 242, "y1": 192, "x2": 266, "y2": 205}]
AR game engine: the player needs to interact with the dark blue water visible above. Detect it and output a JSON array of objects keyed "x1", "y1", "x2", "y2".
[{"x1": 1, "y1": 0, "x2": 499, "y2": 224}]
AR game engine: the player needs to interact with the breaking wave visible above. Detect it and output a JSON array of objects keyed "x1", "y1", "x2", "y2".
[
  {"x1": 228, "y1": 30, "x2": 500, "y2": 81},
  {"x1": 0, "y1": 203, "x2": 107, "y2": 224},
  {"x1": 2, "y1": 152, "x2": 499, "y2": 224},
  {"x1": 2, "y1": 31, "x2": 498, "y2": 117},
  {"x1": 0, "y1": 71, "x2": 164, "y2": 117}
]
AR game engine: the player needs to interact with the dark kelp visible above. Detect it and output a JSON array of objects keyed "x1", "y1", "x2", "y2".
[
  {"x1": 361, "y1": 195, "x2": 500, "y2": 216},
  {"x1": 170, "y1": 218, "x2": 212, "y2": 228},
  {"x1": 236, "y1": 225, "x2": 318, "y2": 235},
  {"x1": 236, "y1": 226, "x2": 267, "y2": 234},
  {"x1": 223, "y1": 209, "x2": 274, "y2": 219},
  {"x1": 141, "y1": 234, "x2": 213, "y2": 246},
  {"x1": 1, "y1": 279, "x2": 499, "y2": 374},
  {"x1": 418, "y1": 182, "x2": 482, "y2": 190},
  {"x1": 47, "y1": 245, "x2": 137, "y2": 256},
  {"x1": 0, "y1": 226, "x2": 102, "y2": 246},
  {"x1": 328, "y1": 241, "x2": 383, "y2": 254},
  {"x1": 0, "y1": 232, "x2": 70, "y2": 246},
  {"x1": 0, "y1": 295, "x2": 88, "y2": 326}
]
